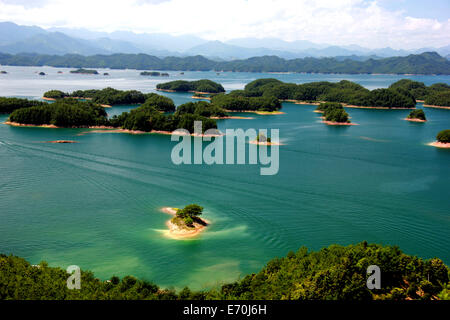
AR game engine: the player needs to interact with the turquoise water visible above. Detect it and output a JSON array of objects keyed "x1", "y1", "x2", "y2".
[{"x1": 0, "y1": 66, "x2": 449, "y2": 290}]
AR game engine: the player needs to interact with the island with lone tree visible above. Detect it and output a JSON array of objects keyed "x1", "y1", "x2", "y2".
[
  {"x1": 429, "y1": 129, "x2": 450, "y2": 149},
  {"x1": 162, "y1": 204, "x2": 209, "y2": 239},
  {"x1": 406, "y1": 109, "x2": 427, "y2": 122}
]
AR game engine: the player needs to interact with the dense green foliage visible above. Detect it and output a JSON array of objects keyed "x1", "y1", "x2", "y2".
[
  {"x1": 175, "y1": 101, "x2": 227, "y2": 117},
  {"x1": 323, "y1": 107, "x2": 350, "y2": 123},
  {"x1": 43, "y1": 87, "x2": 149, "y2": 105},
  {"x1": 0, "y1": 97, "x2": 45, "y2": 114},
  {"x1": 407, "y1": 109, "x2": 427, "y2": 121},
  {"x1": 1, "y1": 243, "x2": 448, "y2": 300},
  {"x1": 109, "y1": 105, "x2": 217, "y2": 133},
  {"x1": 176, "y1": 204, "x2": 203, "y2": 218},
  {"x1": 156, "y1": 79, "x2": 225, "y2": 93},
  {"x1": 43, "y1": 90, "x2": 66, "y2": 99},
  {"x1": 70, "y1": 68, "x2": 98, "y2": 74},
  {"x1": 436, "y1": 130, "x2": 450, "y2": 143},
  {"x1": 210, "y1": 94, "x2": 282, "y2": 112},
  {"x1": 140, "y1": 71, "x2": 169, "y2": 76},
  {"x1": 389, "y1": 79, "x2": 428, "y2": 100},
  {"x1": 0, "y1": 52, "x2": 448, "y2": 74},
  {"x1": 140, "y1": 93, "x2": 176, "y2": 112},
  {"x1": 8, "y1": 99, "x2": 108, "y2": 127},
  {"x1": 228, "y1": 78, "x2": 416, "y2": 108},
  {"x1": 425, "y1": 91, "x2": 450, "y2": 107},
  {"x1": 219, "y1": 242, "x2": 449, "y2": 300},
  {"x1": 316, "y1": 102, "x2": 344, "y2": 112}
]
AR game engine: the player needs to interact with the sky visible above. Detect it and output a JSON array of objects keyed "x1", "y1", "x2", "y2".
[{"x1": 0, "y1": 0, "x2": 448, "y2": 49}]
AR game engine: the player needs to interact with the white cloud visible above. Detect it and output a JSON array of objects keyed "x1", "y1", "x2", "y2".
[{"x1": 0, "y1": 0, "x2": 448, "y2": 49}]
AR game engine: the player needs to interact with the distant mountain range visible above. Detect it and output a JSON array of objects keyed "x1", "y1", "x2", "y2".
[
  {"x1": 0, "y1": 21, "x2": 449, "y2": 61},
  {"x1": 1, "y1": 51, "x2": 449, "y2": 75}
]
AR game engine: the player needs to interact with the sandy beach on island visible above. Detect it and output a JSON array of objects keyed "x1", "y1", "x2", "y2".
[
  {"x1": 161, "y1": 207, "x2": 210, "y2": 239},
  {"x1": 428, "y1": 141, "x2": 450, "y2": 149},
  {"x1": 224, "y1": 109, "x2": 285, "y2": 115},
  {"x1": 423, "y1": 104, "x2": 450, "y2": 110},
  {"x1": 210, "y1": 116, "x2": 254, "y2": 120},
  {"x1": 405, "y1": 118, "x2": 427, "y2": 123},
  {"x1": 5, "y1": 122, "x2": 224, "y2": 137},
  {"x1": 249, "y1": 140, "x2": 283, "y2": 146},
  {"x1": 322, "y1": 120, "x2": 358, "y2": 126},
  {"x1": 191, "y1": 96, "x2": 211, "y2": 100},
  {"x1": 41, "y1": 97, "x2": 111, "y2": 107}
]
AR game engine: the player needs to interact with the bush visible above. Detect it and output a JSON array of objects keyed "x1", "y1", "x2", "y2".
[
  {"x1": 184, "y1": 217, "x2": 194, "y2": 227},
  {"x1": 407, "y1": 109, "x2": 426, "y2": 120},
  {"x1": 436, "y1": 130, "x2": 450, "y2": 143}
]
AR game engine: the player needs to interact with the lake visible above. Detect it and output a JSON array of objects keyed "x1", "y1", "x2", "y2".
[{"x1": 0, "y1": 66, "x2": 449, "y2": 290}]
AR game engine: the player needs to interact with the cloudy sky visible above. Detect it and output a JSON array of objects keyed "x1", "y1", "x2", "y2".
[{"x1": 0, "y1": 0, "x2": 449, "y2": 49}]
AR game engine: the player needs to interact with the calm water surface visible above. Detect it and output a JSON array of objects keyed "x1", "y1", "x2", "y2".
[{"x1": 0, "y1": 66, "x2": 449, "y2": 289}]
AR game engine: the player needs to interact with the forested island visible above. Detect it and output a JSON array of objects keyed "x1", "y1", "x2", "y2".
[
  {"x1": 70, "y1": 68, "x2": 99, "y2": 74},
  {"x1": 7, "y1": 99, "x2": 109, "y2": 127},
  {"x1": 406, "y1": 109, "x2": 427, "y2": 122},
  {"x1": 0, "y1": 52, "x2": 449, "y2": 74},
  {"x1": 315, "y1": 102, "x2": 354, "y2": 125},
  {"x1": 389, "y1": 79, "x2": 450, "y2": 108},
  {"x1": 216, "y1": 78, "x2": 417, "y2": 109},
  {"x1": 5, "y1": 96, "x2": 218, "y2": 134},
  {"x1": 44, "y1": 88, "x2": 150, "y2": 106},
  {"x1": 430, "y1": 129, "x2": 450, "y2": 148},
  {"x1": 0, "y1": 97, "x2": 46, "y2": 114},
  {"x1": 156, "y1": 79, "x2": 225, "y2": 94},
  {"x1": 162, "y1": 204, "x2": 209, "y2": 239},
  {"x1": 140, "y1": 71, "x2": 169, "y2": 77},
  {"x1": 1, "y1": 242, "x2": 448, "y2": 300}
]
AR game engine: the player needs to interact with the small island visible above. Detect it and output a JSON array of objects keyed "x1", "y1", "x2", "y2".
[
  {"x1": 156, "y1": 79, "x2": 225, "y2": 94},
  {"x1": 39, "y1": 72, "x2": 46, "y2": 76},
  {"x1": 320, "y1": 103, "x2": 356, "y2": 125},
  {"x1": 103, "y1": 72, "x2": 109, "y2": 76},
  {"x1": 162, "y1": 204, "x2": 209, "y2": 239},
  {"x1": 140, "y1": 71, "x2": 169, "y2": 77},
  {"x1": 0, "y1": 70, "x2": 7, "y2": 74},
  {"x1": 406, "y1": 109, "x2": 427, "y2": 122},
  {"x1": 250, "y1": 133, "x2": 282, "y2": 146},
  {"x1": 429, "y1": 129, "x2": 450, "y2": 149},
  {"x1": 70, "y1": 68, "x2": 99, "y2": 75}
]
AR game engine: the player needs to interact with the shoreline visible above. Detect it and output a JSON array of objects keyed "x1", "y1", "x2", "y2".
[
  {"x1": 224, "y1": 109, "x2": 285, "y2": 115},
  {"x1": 405, "y1": 118, "x2": 427, "y2": 123},
  {"x1": 322, "y1": 120, "x2": 358, "y2": 126},
  {"x1": 4, "y1": 122, "x2": 223, "y2": 137},
  {"x1": 249, "y1": 140, "x2": 283, "y2": 146},
  {"x1": 41, "y1": 97, "x2": 112, "y2": 107},
  {"x1": 210, "y1": 116, "x2": 253, "y2": 120},
  {"x1": 161, "y1": 207, "x2": 210, "y2": 239},
  {"x1": 284, "y1": 99, "x2": 415, "y2": 110},
  {"x1": 423, "y1": 104, "x2": 450, "y2": 110},
  {"x1": 428, "y1": 141, "x2": 450, "y2": 149}
]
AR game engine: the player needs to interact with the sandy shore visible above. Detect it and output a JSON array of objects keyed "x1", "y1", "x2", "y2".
[
  {"x1": 283, "y1": 99, "x2": 416, "y2": 110},
  {"x1": 249, "y1": 140, "x2": 283, "y2": 146},
  {"x1": 423, "y1": 104, "x2": 450, "y2": 110},
  {"x1": 225, "y1": 109, "x2": 284, "y2": 115},
  {"x1": 322, "y1": 121, "x2": 358, "y2": 126},
  {"x1": 42, "y1": 97, "x2": 56, "y2": 101},
  {"x1": 405, "y1": 118, "x2": 427, "y2": 123},
  {"x1": 5, "y1": 122, "x2": 223, "y2": 137},
  {"x1": 191, "y1": 96, "x2": 211, "y2": 100},
  {"x1": 428, "y1": 142, "x2": 450, "y2": 149},
  {"x1": 210, "y1": 116, "x2": 253, "y2": 120},
  {"x1": 161, "y1": 207, "x2": 210, "y2": 239}
]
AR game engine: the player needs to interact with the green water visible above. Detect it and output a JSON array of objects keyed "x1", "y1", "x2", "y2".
[{"x1": 0, "y1": 67, "x2": 449, "y2": 290}]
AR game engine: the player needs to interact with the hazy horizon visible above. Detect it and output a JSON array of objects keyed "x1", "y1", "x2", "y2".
[{"x1": 0, "y1": 0, "x2": 449, "y2": 50}]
